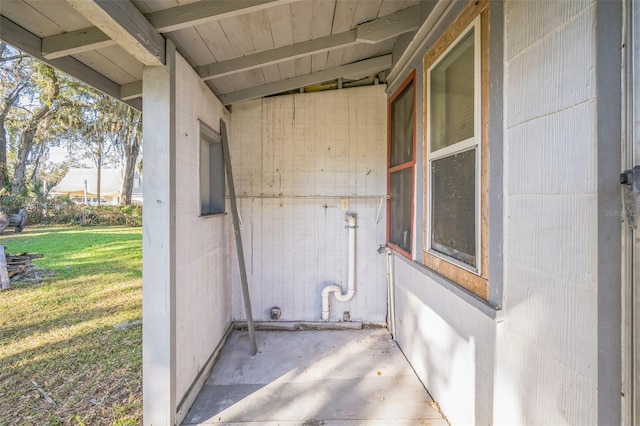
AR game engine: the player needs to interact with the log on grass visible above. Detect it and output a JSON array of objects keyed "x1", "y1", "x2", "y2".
[{"x1": 4, "y1": 251, "x2": 44, "y2": 281}]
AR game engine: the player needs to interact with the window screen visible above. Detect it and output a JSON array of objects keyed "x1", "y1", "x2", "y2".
[
  {"x1": 388, "y1": 73, "x2": 415, "y2": 256},
  {"x1": 430, "y1": 29, "x2": 475, "y2": 152},
  {"x1": 389, "y1": 168, "x2": 414, "y2": 252},
  {"x1": 422, "y1": 8, "x2": 488, "y2": 297},
  {"x1": 200, "y1": 123, "x2": 225, "y2": 215},
  {"x1": 390, "y1": 82, "x2": 414, "y2": 167},
  {"x1": 431, "y1": 149, "x2": 476, "y2": 266}
]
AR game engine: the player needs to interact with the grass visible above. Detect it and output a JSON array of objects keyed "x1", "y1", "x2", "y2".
[{"x1": 0, "y1": 225, "x2": 142, "y2": 425}]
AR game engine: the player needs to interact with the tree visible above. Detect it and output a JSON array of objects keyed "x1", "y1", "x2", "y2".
[
  {"x1": 0, "y1": 42, "x2": 29, "y2": 189},
  {"x1": 119, "y1": 107, "x2": 142, "y2": 205},
  {"x1": 1, "y1": 43, "x2": 142, "y2": 201},
  {"x1": 11, "y1": 63, "x2": 61, "y2": 195},
  {"x1": 65, "y1": 92, "x2": 141, "y2": 204}
]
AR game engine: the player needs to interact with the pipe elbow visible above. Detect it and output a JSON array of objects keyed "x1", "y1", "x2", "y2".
[
  {"x1": 322, "y1": 284, "x2": 342, "y2": 298},
  {"x1": 333, "y1": 288, "x2": 355, "y2": 302}
]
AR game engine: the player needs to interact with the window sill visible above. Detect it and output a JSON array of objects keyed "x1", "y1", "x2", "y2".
[
  {"x1": 423, "y1": 251, "x2": 487, "y2": 299},
  {"x1": 199, "y1": 212, "x2": 227, "y2": 219},
  {"x1": 386, "y1": 241, "x2": 412, "y2": 260},
  {"x1": 395, "y1": 253, "x2": 501, "y2": 320}
]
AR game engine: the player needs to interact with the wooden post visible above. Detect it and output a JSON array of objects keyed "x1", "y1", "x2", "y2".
[
  {"x1": 0, "y1": 245, "x2": 10, "y2": 290},
  {"x1": 220, "y1": 118, "x2": 257, "y2": 356}
]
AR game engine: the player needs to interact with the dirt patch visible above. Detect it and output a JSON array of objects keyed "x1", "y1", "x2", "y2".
[{"x1": 9, "y1": 266, "x2": 55, "y2": 286}]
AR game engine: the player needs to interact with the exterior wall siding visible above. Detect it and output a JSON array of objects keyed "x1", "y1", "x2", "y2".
[
  {"x1": 229, "y1": 86, "x2": 388, "y2": 322},
  {"x1": 390, "y1": 0, "x2": 601, "y2": 424},
  {"x1": 394, "y1": 258, "x2": 496, "y2": 425},
  {"x1": 497, "y1": 1, "x2": 598, "y2": 424},
  {"x1": 174, "y1": 55, "x2": 232, "y2": 405}
]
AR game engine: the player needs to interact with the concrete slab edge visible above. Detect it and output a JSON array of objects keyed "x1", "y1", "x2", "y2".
[
  {"x1": 185, "y1": 420, "x2": 448, "y2": 425},
  {"x1": 232, "y1": 321, "x2": 389, "y2": 331}
]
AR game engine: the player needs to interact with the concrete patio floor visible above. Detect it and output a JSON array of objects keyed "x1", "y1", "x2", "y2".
[{"x1": 182, "y1": 327, "x2": 448, "y2": 425}]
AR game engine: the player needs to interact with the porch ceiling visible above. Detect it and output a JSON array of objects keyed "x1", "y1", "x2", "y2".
[{"x1": 0, "y1": 0, "x2": 421, "y2": 108}]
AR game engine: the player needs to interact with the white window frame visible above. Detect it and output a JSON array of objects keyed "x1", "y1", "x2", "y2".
[{"x1": 425, "y1": 17, "x2": 482, "y2": 275}]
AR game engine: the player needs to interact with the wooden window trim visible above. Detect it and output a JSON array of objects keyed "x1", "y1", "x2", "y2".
[
  {"x1": 422, "y1": 0, "x2": 489, "y2": 299},
  {"x1": 387, "y1": 70, "x2": 416, "y2": 259}
]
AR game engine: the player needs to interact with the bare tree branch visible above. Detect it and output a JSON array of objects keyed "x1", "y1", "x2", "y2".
[{"x1": 0, "y1": 55, "x2": 29, "y2": 63}]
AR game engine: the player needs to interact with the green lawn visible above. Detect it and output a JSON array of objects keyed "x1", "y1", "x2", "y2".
[{"x1": 0, "y1": 226, "x2": 142, "y2": 425}]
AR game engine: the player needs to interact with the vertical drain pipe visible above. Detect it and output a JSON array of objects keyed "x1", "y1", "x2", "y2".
[
  {"x1": 385, "y1": 247, "x2": 397, "y2": 338},
  {"x1": 321, "y1": 213, "x2": 357, "y2": 320}
]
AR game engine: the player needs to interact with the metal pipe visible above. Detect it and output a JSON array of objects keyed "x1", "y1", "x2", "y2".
[
  {"x1": 385, "y1": 247, "x2": 397, "y2": 338},
  {"x1": 321, "y1": 213, "x2": 357, "y2": 320}
]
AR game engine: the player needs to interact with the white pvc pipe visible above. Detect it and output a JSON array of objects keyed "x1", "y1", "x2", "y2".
[
  {"x1": 385, "y1": 247, "x2": 396, "y2": 338},
  {"x1": 321, "y1": 213, "x2": 357, "y2": 320}
]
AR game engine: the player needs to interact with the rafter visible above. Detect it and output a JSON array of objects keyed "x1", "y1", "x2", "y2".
[
  {"x1": 0, "y1": 15, "x2": 142, "y2": 109},
  {"x1": 43, "y1": 0, "x2": 287, "y2": 60},
  {"x1": 217, "y1": 55, "x2": 392, "y2": 105},
  {"x1": 356, "y1": 6, "x2": 419, "y2": 44},
  {"x1": 42, "y1": 27, "x2": 114, "y2": 60},
  {"x1": 120, "y1": 81, "x2": 143, "y2": 100},
  {"x1": 196, "y1": 6, "x2": 418, "y2": 81},
  {"x1": 65, "y1": 0, "x2": 165, "y2": 66},
  {"x1": 197, "y1": 31, "x2": 358, "y2": 81},
  {"x1": 147, "y1": 0, "x2": 289, "y2": 33}
]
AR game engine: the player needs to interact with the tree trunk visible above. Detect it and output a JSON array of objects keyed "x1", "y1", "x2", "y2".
[
  {"x1": 0, "y1": 43, "x2": 9, "y2": 189},
  {"x1": 120, "y1": 159, "x2": 136, "y2": 204},
  {"x1": 120, "y1": 110, "x2": 141, "y2": 205},
  {"x1": 96, "y1": 144, "x2": 102, "y2": 206},
  {"x1": 10, "y1": 66, "x2": 58, "y2": 195},
  {"x1": 0, "y1": 118, "x2": 8, "y2": 189},
  {"x1": 11, "y1": 126, "x2": 37, "y2": 195},
  {"x1": 0, "y1": 86, "x2": 24, "y2": 191}
]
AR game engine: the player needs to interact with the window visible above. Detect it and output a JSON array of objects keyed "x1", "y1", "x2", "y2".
[
  {"x1": 387, "y1": 71, "x2": 416, "y2": 257},
  {"x1": 199, "y1": 121, "x2": 225, "y2": 216},
  {"x1": 423, "y1": 0, "x2": 489, "y2": 298}
]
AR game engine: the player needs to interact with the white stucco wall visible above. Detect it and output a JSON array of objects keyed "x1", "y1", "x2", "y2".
[
  {"x1": 174, "y1": 55, "x2": 232, "y2": 404},
  {"x1": 229, "y1": 86, "x2": 388, "y2": 322},
  {"x1": 394, "y1": 258, "x2": 497, "y2": 425},
  {"x1": 495, "y1": 1, "x2": 598, "y2": 424}
]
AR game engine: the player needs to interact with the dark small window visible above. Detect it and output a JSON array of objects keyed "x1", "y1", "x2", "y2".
[
  {"x1": 199, "y1": 121, "x2": 225, "y2": 216},
  {"x1": 387, "y1": 72, "x2": 416, "y2": 257}
]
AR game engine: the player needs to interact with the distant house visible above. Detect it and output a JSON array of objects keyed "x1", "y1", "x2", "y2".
[{"x1": 50, "y1": 167, "x2": 143, "y2": 205}]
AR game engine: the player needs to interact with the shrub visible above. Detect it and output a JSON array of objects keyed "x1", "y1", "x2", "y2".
[{"x1": 0, "y1": 195, "x2": 142, "y2": 227}]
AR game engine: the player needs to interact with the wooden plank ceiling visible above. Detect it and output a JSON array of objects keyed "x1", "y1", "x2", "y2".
[{"x1": 0, "y1": 0, "x2": 420, "y2": 106}]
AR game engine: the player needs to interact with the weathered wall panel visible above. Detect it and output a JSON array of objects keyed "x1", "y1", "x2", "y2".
[
  {"x1": 174, "y1": 54, "x2": 232, "y2": 404},
  {"x1": 393, "y1": 258, "x2": 496, "y2": 426},
  {"x1": 497, "y1": 1, "x2": 598, "y2": 424},
  {"x1": 505, "y1": 3, "x2": 596, "y2": 128},
  {"x1": 388, "y1": 0, "x2": 601, "y2": 424},
  {"x1": 229, "y1": 86, "x2": 388, "y2": 322}
]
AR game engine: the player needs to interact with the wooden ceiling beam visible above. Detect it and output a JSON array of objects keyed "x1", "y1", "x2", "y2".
[
  {"x1": 42, "y1": 0, "x2": 288, "y2": 60},
  {"x1": 43, "y1": 27, "x2": 114, "y2": 60},
  {"x1": 197, "y1": 30, "x2": 358, "y2": 81},
  {"x1": 120, "y1": 80, "x2": 143, "y2": 100},
  {"x1": 0, "y1": 15, "x2": 141, "y2": 110},
  {"x1": 65, "y1": 0, "x2": 165, "y2": 66},
  {"x1": 356, "y1": 6, "x2": 419, "y2": 44},
  {"x1": 148, "y1": 0, "x2": 289, "y2": 33},
  {"x1": 218, "y1": 54, "x2": 392, "y2": 105},
  {"x1": 197, "y1": 6, "x2": 418, "y2": 81}
]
